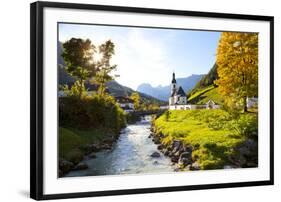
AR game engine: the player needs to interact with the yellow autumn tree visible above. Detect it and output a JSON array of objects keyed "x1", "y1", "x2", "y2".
[
  {"x1": 130, "y1": 92, "x2": 141, "y2": 111},
  {"x1": 215, "y1": 32, "x2": 258, "y2": 112}
]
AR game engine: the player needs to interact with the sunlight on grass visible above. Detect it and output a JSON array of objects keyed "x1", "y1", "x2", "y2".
[
  {"x1": 154, "y1": 109, "x2": 256, "y2": 169},
  {"x1": 188, "y1": 85, "x2": 224, "y2": 105}
]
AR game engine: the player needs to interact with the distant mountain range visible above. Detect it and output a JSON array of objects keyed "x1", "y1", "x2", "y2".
[{"x1": 137, "y1": 74, "x2": 204, "y2": 101}]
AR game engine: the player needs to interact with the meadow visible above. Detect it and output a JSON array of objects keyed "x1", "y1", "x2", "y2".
[{"x1": 153, "y1": 109, "x2": 258, "y2": 169}]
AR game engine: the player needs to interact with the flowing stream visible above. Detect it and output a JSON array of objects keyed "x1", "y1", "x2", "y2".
[{"x1": 65, "y1": 116, "x2": 174, "y2": 177}]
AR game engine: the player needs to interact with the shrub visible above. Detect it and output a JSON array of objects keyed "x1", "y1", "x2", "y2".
[
  {"x1": 230, "y1": 114, "x2": 258, "y2": 138},
  {"x1": 59, "y1": 94, "x2": 126, "y2": 133}
]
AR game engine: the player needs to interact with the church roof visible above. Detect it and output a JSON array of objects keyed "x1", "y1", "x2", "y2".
[
  {"x1": 171, "y1": 86, "x2": 186, "y2": 97},
  {"x1": 176, "y1": 86, "x2": 186, "y2": 96}
]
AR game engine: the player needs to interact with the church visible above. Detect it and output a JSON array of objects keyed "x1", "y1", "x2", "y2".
[
  {"x1": 169, "y1": 72, "x2": 189, "y2": 110},
  {"x1": 168, "y1": 72, "x2": 220, "y2": 110}
]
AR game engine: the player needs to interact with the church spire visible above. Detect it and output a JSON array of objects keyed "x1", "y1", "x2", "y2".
[{"x1": 172, "y1": 72, "x2": 176, "y2": 84}]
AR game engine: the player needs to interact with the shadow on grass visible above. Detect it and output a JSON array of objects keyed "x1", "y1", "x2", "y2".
[{"x1": 202, "y1": 143, "x2": 229, "y2": 169}]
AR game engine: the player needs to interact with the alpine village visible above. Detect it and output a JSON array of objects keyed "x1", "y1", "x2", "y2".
[{"x1": 59, "y1": 32, "x2": 258, "y2": 177}]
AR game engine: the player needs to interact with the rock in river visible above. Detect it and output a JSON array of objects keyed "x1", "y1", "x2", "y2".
[
  {"x1": 150, "y1": 151, "x2": 161, "y2": 158},
  {"x1": 178, "y1": 151, "x2": 192, "y2": 166},
  {"x1": 73, "y1": 162, "x2": 88, "y2": 170},
  {"x1": 88, "y1": 152, "x2": 96, "y2": 159},
  {"x1": 179, "y1": 151, "x2": 192, "y2": 160},
  {"x1": 59, "y1": 159, "x2": 74, "y2": 173},
  {"x1": 190, "y1": 162, "x2": 200, "y2": 170}
]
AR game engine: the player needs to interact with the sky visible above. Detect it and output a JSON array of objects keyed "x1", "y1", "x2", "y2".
[{"x1": 59, "y1": 23, "x2": 221, "y2": 90}]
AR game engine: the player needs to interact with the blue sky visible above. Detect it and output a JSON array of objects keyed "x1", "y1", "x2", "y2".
[{"x1": 59, "y1": 23, "x2": 221, "y2": 90}]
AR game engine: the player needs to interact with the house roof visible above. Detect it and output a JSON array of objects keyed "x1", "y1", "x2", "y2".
[
  {"x1": 115, "y1": 96, "x2": 134, "y2": 103},
  {"x1": 206, "y1": 99, "x2": 216, "y2": 105}
]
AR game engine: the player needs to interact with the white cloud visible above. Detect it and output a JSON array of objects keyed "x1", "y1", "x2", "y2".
[{"x1": 113, "y1": 29, "x2": 172, "y2": 90}]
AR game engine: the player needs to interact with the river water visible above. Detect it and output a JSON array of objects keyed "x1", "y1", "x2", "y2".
[{"x1": 65, "y1": 116, "x2": 174, "y2": 177}]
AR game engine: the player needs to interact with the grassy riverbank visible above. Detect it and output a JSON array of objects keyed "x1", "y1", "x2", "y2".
[
  {"x1": 153, "y1": 109, "x2": 258, "y2": 169},
  {"x1": 58, "y1": 95, "x2": 127, "y2": 176},
  {"x1": 59, "y1": 127, "x2": 118, "y2": 164}
]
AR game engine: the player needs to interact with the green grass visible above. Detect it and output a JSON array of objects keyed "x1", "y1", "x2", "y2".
[
  {"x1": 188, "y1": 85, "x2": 224, "y2": 105},
  {"x1": 188, "y1": 85, "x2": 215, "y2": 101},
  {"x1": 154, "y1": 110, "x2": 257, "y2": 169},
  {"x1": 59, "y1": 127, "x2": 113, "y2": 163}
]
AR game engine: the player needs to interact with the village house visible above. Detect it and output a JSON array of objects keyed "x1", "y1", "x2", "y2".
[
  {"x1": 115, "y1": 96, "x2": 135, "y2": 113},
  {"x1": 247, "y1": 97, "x2": 258, "y2": 109}
]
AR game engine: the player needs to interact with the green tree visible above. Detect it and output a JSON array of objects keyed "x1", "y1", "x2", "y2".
[
  {"x1": 62, "y1": 38, "x2": 96, "y2": 98},
  {"x1": 93, "y1": 40, "x2": 117, "y2": 96},
  {"x1": 215, "y1": 32, "x2": 258, "y2": 112},
  {"x1": 130, "y1": 92, "x2": 141, "y2": 111}
]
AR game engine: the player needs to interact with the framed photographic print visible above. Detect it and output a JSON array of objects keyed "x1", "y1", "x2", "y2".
[{"x1": 30, "y1": 1, "x2": 274, "y2": 200}]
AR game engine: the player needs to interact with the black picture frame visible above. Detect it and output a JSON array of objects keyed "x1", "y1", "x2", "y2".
[{"x1": 30, "y1": 1, "x2": 274, "y2": 200}]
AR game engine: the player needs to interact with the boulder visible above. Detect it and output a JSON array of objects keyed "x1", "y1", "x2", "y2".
[
  {"x1": 103, "y1": 136, "x2": 115, "y2": 144},
  {"x1": 101, "y1": 143, "x2": 112, "y2": 150},
  {"x1": 153, "y1": 137, "x2": 161, "y2": 144},
  {"x1": 157, "y1": 144, "x2": 163, "y2": 150},
  {"x1": 167, "y1": 146, "x2": 173, "y2": 152},
  {"x1": 190, "y1": 162, "x2": 200, "y2": 170},
  {"x1": 185, "y1": 164, "x2": 192, "y2": 171},
  {"x1": 59, "y1": 159, "x2": 74, "y2": 173},
  {"x1": 178, "y1": 157, "x2": 191, "y2": 166},
  {"x1": 172, "y1": 140, "x2": 182, "y2": 150},
  {"x1": 88, "y1": 152, "x2": 96, "y2": 158},
  {"x1": 153, "y1": 161, "x2": 159, "y2": 165},
  {"x1": 179, "y1": 151, "x2": 192, "y2": 160},
  {"x1": 159, "y1": 133, "x2": 164, "y2": 138},
  {"x1": 73, "y1": 162, "x2": 88, "y2": 170},
  {"x1": 163, "y1": 149, "x2": 170, "y2": 156},
  {"x1": 150, "y1": 151, "x2": 161, "y2": 158},
  {"x1": 229, "y1": 155, "x2": 247, "y2": 167},
  {"x1": 90, "y1": 143, "x2": 101, "y2": 152},
  {"x1": 174, "y1": 167, "x2": 180, "y2": 172},
  {"x1": 183, "y1": 145, "x2": 193, "y2": 153},
  {"x1": 173, "y1": 150, "x2": 181, "y2": 158},
  {"x1": 238, "y1": 139, "x2": 258, "y2": 157},
  {"x1": 171, "y1": 156, "x2": 179, "y2": 163}
]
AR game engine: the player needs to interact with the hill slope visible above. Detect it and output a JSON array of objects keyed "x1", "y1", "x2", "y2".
[{"x1": 188, "y1": 64, "x2": 224, "y2": 105}]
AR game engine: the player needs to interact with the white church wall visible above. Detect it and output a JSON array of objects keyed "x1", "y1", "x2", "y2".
[{"x1": 169, "y1": 104, "x2": 220, "y2": 110}]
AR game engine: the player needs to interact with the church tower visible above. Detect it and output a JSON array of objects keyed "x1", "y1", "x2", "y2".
[
  {"x1": 169, "y1": 72, "x2": 177, "y2": 106},
  {"x1": 171, "y1": 72, "x2": 177, "y2": 95}
]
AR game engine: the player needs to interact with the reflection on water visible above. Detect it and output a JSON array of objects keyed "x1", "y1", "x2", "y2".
[{"x1": 65, "y1": 115, "x2": 174, "y2": 177}]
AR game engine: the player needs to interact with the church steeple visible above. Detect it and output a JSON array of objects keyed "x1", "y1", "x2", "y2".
[
  {"x1": 172, "y1": 72, "x2": 176, "y2": 84},
  {"x1": 171, "y1": 72, "x2": 177, "y2": 96}
]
